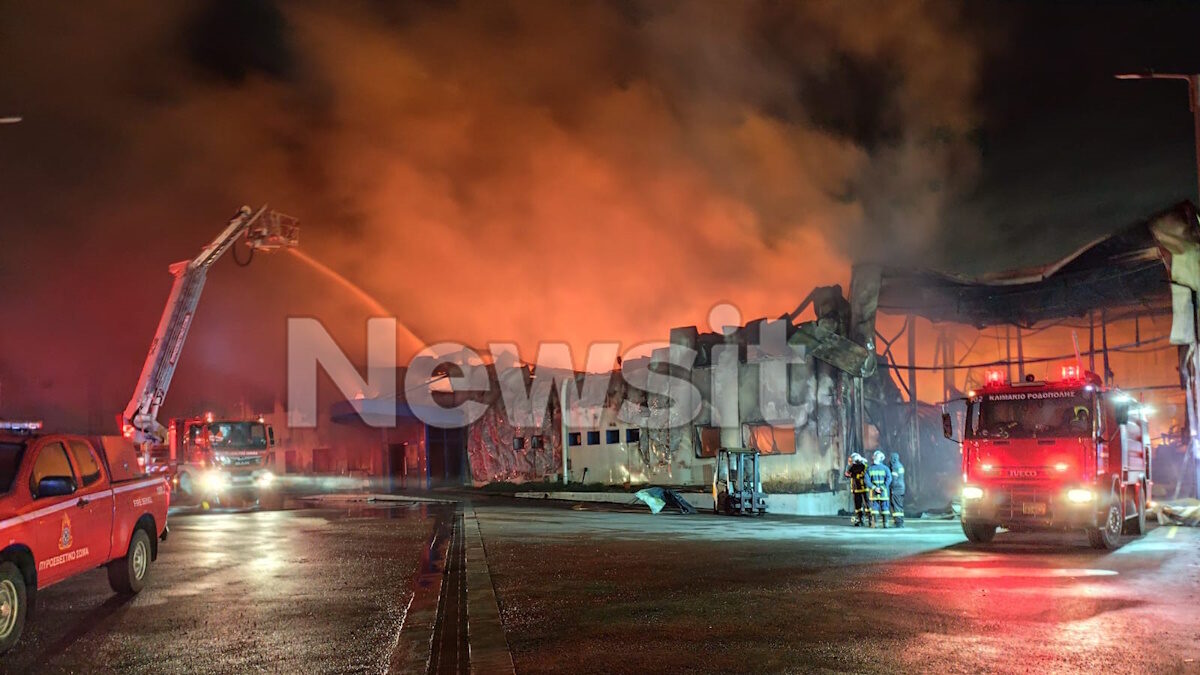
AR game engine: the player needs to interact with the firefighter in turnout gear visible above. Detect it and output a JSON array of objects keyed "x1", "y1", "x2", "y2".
[
  {"x1": 889, "y1": 452, "x2": 906, "y2": 528},
  {"x1": 866, "y1": 451, "x2": 893, "y2": 528},
  {"x1": 844, "y1": 453, "x2": 870, "y2": 526}
]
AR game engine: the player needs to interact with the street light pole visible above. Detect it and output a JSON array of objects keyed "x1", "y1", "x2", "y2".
[
  {"x1": 1115, "y1": 72, "x2": 1200, "y2": 201},
  {"x1": 1116, "y1": 71, "x2": 1200, "y2": 499}
]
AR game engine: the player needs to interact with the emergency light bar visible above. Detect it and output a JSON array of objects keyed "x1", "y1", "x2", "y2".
[
  {"x1": 0, "y1": 420, "x2": 42, "y2": 432},
  {"x1": 983, "y1": 368, "x2": 1006, "y2": 388},
  {"x1": 1060, "y1": 364, "x2": 1081, "y2": 381}
]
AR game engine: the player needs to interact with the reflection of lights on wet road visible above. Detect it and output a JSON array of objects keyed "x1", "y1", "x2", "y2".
[
  {"x1": 250, "y1": 552, "x2": 285, "y2": 576},
  {"x1": 898, "y1": 566, "x2": 1118, "y2": 578}
]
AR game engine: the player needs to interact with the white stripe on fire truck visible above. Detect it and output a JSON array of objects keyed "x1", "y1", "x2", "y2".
[
  {"x1": 112, "y1": 477, "x2": 165, "y2": 495},
  {"x1": 0, "y1": 498, "x2": 84, "y2": 530},
  {"x1": 0, "y1": 477, "x2": 163, "y2": 531}
]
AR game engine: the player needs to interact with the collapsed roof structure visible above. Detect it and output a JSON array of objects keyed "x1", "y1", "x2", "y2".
[
  {"x1": 856, "y1": 202, "x2": 1198, "y2": 335},
  {"x1": 848, "y1": 201, "x2": 1200, "y2": 497}
]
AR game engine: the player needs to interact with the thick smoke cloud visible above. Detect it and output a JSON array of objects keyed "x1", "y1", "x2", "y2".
[{"x1": 0, "y1": 0, "x2": 979, "y2": 430}]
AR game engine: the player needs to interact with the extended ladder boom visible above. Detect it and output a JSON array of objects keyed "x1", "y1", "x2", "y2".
[{"x1": 122, "y1": 205, "x2": 298, "y2": 444}]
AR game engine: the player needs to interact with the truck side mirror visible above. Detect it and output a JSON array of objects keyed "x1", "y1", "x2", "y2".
[
  {"x1": 267, "y1": 426, "x2": 276, "y2": 447},
  {"x1": 1114, "y1": 403, "x2": 1129, "y2": 426},
  {"x1": 942, "y1": 412, "x2": 954, "y2": 440},
  {"x1": 35, "y1": 476, "x2": 76, "y2": 499}
]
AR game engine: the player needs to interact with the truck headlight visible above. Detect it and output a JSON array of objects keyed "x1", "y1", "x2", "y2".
[
  {"x1": 962, "y1": 486, "x2": 984, "y2": 500},
  {"x1": 1067, "y1": 488, "x2": 1094, "y2": 503},
  {"x1": 255, "y1": 470, "x2": 275, "y2": 487},
  {"x1": 200, "y1": 469, "x2": 229, "y2": 493}
]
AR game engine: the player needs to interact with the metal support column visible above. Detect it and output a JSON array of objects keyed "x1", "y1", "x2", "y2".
[
  {"x1": 907, "y1": 316, "x2": 919, "y2": 494},
  {"x1": 1016, "y1": 326, "x2": 1025, "y2": 381},
  {"x1": 1101, "y1": 309, "x2": 1112, "y2": 386},
  {"x1": 1005, "y1": 326, "x2": 1013, "y2": 382},
  {"x1": 1089, "y1": 311, "x2": 1096, "y2": 373}
]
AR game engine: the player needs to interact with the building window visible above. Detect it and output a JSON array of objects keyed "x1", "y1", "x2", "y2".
[
  {"x1": 586, "y1": 430, "x2": 600, "y2": 445},
  {"x1": 787, "y1": 362, "x2": 804, "y2": 406},
  {"x1": 531, "y1": 435, "x2": 544, "y2": 449},
  {"x1": 744, "y1": 425, "x2": 796, "y2": 455},
  {"x1": 512, "y1": 437, "x2": 525, "y2": 451},
  {"x1": 695, "y1": 427, "x2": 721, "y2": 458},
  {"x1": 568, "y1": 432, "x2": 582, "y2": 446},
  {"x1": 606, "y1": 429, "x2": 620, "y2": 444},
  {"x1": 626, "y1": 428, "x2": 640, "y2": 443}
]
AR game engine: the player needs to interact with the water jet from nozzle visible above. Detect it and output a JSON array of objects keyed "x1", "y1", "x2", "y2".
[{"x1": 286, "y1": 248, "x2": 425, "y2": 354}]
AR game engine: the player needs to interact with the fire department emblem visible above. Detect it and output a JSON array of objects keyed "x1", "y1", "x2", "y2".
[{"x1": 58, "y1": 513, "x2": 73, "y2": 551}]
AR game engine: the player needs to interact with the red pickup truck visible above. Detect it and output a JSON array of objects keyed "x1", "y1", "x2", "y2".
[{"x1": 0, "y1": 425, "x2": 169, "y2": 653}]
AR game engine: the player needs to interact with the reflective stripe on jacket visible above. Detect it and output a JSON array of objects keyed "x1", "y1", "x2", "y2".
[
  {"x1": 845, "y1": 462, "x2": 869, "y2": 493},
  {"x1": 866, "y1": 463, "x2": 892, "y2": 501}
]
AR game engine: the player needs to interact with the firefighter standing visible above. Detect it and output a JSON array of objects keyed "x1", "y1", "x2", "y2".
[
  {"x1": 866, "y1": 450, "x2": 893, "y2": 528},
  {"x1": 889, "y1": 452, "x2": 906, "y2": 528},
  {"x1": 844, "y1": 453, "x2": 870, "y2": 526}
]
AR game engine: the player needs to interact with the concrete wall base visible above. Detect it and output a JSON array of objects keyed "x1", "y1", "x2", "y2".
[
  {"x1": 513, "y1": 490, "x2": 848, "y2": 516},
  {"x1": 764, "y1": 491, "x2": 845, "y2": 516}
]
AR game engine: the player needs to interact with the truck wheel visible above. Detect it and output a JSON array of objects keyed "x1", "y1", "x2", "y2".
[
  {"x1": 0, "y1": 562, "x2": 27, "y2": 654},
  {"x1": 961, "y1": 520, "x2": 996, "y2": 543},
  {"x1": 108, "y1": 528, "x2": 152, "y2": 595},
  {"x1": 1088, "y1": 497, "x2": 1123, "y2": 550}
]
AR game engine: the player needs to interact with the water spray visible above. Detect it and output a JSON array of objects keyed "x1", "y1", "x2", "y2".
[{"x1": 285, "y1": 248, "x2": 425, "y2": 354}]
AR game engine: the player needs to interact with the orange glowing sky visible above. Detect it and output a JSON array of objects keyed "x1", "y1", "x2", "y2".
[{"x1": 9, "y1": 1, "x2": 1189, "y2": 431}]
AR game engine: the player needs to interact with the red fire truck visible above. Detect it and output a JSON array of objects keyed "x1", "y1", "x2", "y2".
[
  {"x1": 121, "y1": 206, "x2": 296, "y2": 507},
  {"x1": 155, "y1": 414, "x2": 279, "y2": 507},
  {"x1": 946, "y1": 364, "x2": 1151, "y2": 549}
]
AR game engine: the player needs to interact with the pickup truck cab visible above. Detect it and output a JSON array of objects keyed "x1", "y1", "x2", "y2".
[{"x1": 0, "y1": 425, "x2": 169, "y2": 653}]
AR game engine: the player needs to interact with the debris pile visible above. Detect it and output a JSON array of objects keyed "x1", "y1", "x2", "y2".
[
  {"x1": 634, "y1": 487, "x2": 697, "y2": 514},
  {"x1": 1153, "y1": 499, "x2": 1200, "y2": 527}
]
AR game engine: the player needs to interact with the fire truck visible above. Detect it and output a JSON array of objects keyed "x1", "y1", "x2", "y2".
[
  {"x1": 0, "y1": 423, "x2": 169, "y2": 653},
  {"x1": 946, "y1": 364, "x2": 1150, "y2": 549},
  {"x1": 122, "y1": 206, "x2": 297, "y2": 507},
  {"x1": 153, "y1": 414, "x2": 279, "y2": 507}
]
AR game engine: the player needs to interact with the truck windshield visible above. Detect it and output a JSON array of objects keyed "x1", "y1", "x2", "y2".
[
  {"x1": 205, "y1": 422, "x2": 268, "y2": 450},
  {"x1": 967, "y1": 389, "x2": 1094, "y2": 439},
  {"x1": 0, "y1": 442, "x2": 25, "y2": 493}
]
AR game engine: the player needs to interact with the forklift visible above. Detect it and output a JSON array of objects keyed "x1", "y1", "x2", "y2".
[{"x1": 713, "y1": 447, "x2": 767, "y2": 515}]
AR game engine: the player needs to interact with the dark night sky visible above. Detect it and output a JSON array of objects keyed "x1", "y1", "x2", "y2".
[
  {"x1": 3, "y1": 1, "x2": 1200, "y2": 431},
  {"x1": 945, "y1": 1, "x2": 1200, "y2": 270}
]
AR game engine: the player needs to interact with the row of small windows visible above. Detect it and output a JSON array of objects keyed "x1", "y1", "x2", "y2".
[
  {"x1": 566, "y1": 428, "x2": 640, "y2": 447},
  {"x1": 512, "y1": 435, "x2": 544, "y2": 451},
  {"x1": 512, "y1": 428, "x2": 642, "y2": 451}
]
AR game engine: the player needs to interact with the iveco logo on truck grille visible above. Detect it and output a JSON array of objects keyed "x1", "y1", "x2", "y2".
[{"x1": 1008, "y1": 469, "x2": 1038, "y2": 478}]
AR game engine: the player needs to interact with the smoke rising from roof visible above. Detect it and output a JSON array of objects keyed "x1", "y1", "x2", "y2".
[{"x1": 0, "y1": 0, "x2": 979, "y2": 429}]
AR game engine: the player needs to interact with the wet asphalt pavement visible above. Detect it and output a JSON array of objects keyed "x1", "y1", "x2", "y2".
[
  {"x1": 478, "y1": 505, "x2": 1200, "y2": 674},
  {"x1": 2, "y1": 503, "x2": 437, "y2": 674},
  {"x1": 3, "y1": 498, "x2": 1199, "y2": 674}
]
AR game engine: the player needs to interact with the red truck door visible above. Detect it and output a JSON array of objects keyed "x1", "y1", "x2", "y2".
[
  {"x1": 26, "y1": 440, "x2": 90, "y2": 586},
  {"x1": 65, "y1": 439, "x2": 113, "y2": 566}
]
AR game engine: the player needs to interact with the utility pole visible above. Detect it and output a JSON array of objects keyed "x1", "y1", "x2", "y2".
[
  {"x1": 1117, "y1": 71, "x2": 1200, "y2": 498},
  {"x1": 1115, "y1": 72, "x2": 1200, "y2": 199}
]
